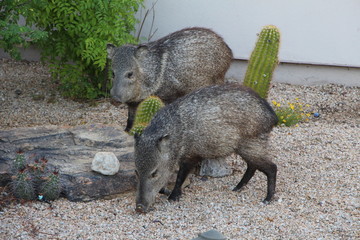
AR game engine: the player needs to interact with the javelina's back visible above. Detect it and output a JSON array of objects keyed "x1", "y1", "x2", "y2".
[
  {"x1": 147, "y1": 28, "x2": 233, "y2": 97},
  {"x1": 145, "y1": 83, "x2": 277, "y2": 156}
]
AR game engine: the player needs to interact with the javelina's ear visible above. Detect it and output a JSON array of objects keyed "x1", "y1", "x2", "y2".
[
  {"x1": 135, "y1": 45, "x2": 148, "y2": 57},
  {"x1": 106, "y1": 43, "x2": 116, "y2": 59},
  {"x1": 156, "y1": 134, "x2": 169, "y2": 152}
]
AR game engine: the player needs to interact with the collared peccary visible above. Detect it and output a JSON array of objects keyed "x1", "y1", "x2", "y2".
[
  {"x1": 107, "y1": 27, "x2": 233, "y2": 132},
  {"x1": 134, "y1": 84, "x2": 278, "y2": 213}
]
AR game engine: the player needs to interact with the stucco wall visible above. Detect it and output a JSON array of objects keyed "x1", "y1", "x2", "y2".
[
  {"x1": 137, "y1": 0, "x2": 360, "y2": 67},
  {"x1": 135, "y1": 0, "x2": 360, "y2": 86}
]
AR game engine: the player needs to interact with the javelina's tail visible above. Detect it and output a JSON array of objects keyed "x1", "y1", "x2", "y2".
[{"x1": 261, "y1": 97, "x2": 279, "y2": 127}]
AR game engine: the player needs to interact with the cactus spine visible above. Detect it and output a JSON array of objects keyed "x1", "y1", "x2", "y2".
[
  {"x1": 243, "y1": 25, "x2": 280, "y2": 99},
  {"x1": 130, "y1": 96, "x2": 164, "y2": 135}
]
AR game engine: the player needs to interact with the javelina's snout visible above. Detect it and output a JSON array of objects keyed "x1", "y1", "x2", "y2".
[
  {"x1": 135, "y1": 204, "x2": 147, "y2": 213},
  {"x1": 135, "y1": 203, "x2": 154, "y2": 213}
]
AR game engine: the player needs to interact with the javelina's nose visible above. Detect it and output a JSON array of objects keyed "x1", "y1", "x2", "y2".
[{"x1": 135, "y1": 204, "x2": 147, "y2": 213}]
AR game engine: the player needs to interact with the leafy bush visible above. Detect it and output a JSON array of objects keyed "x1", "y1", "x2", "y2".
[
  {"x1": 1, "y1": 0, "x2": 143, "y2": 99},
  {"x1": 0, "y1": 1, "x2": 47, "y2": 59}
]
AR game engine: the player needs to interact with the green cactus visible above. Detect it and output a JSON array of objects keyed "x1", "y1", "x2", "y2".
[
  {"x1": 12, "y1": 152, "x2": 27, "y2": 171},
  {"x1": 11, "y1": 169, "x2": 36, "y2": 200},
  {"x1": 40, "y1": 170, "x2": 62, "y2": 201},
  {"x1": 243, "y1": 25, "x2": 280, "y2": 99},
  {"x1": 130, "y1": 96, "x2": 164, "y2": 135},
  {"x1": 130, "y1": 123, "x2": 148, "y2": 136},
  {"x1": 10, "y1": 153, "x2": 62, "y2": 201}
]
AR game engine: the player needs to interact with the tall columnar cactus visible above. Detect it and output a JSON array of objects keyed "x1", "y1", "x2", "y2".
[
  {"x1": 130, "y1": 96, "x2": 164, "y2": 135},
  {"x1": 243, "y1": 25, "x2": 280, "y2": 99}
]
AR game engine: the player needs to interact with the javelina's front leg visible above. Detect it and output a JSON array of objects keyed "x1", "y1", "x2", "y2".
[
  {"x1": 125, "y1": 102, "x2": 139, "y2": 132},
  {"x1": 168, "y1": 158, "x2": 200, "y2": 201}
]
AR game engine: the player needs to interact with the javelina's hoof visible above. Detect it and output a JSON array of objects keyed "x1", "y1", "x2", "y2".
[
  {"x1": 232, "y1": 186, "x2": 242, "y2": 192},
  {"x1": 168, "y1": 191, "x2": 181, "y2": 201}
]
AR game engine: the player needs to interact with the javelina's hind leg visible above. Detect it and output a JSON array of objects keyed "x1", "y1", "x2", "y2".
[
  {"x1": 168, "y1": 158, "x2": 200, "y2": 201},
  {"x1": 232, "y1": 164, "x2": 256, "y2": 191},
  {"x1": 256, "y1": 160, "x2": 277, "y2": 203},
  {"x1": 235, "y1": 137, "x2": 277, "y2": 203}
]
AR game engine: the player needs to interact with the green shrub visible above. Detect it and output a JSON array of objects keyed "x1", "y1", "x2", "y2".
[
  {"x1": 1, "y1": 0, "x2": 143, "y2": 99},
  {"x1": 0, "y1": 1, "x2": 47, "y2": 60},
  {"x1": 272, "y1": 99, "x2": 312, "y2": 127}
]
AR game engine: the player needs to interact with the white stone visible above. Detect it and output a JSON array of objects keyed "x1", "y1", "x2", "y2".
[{"x1": 91, "y1": 152, "x2": 120, "y2": 175}]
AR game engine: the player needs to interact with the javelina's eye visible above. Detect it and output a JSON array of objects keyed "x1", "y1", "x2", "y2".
[
  {"x1": 126, "y1": 71, "x2": 133, "y2": 79},
  {"x1": 151, "y1": 170, "x2": 158, "y2": 178}
]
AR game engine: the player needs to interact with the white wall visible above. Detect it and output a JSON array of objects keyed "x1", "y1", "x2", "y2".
[{"x1": 137, "y1": 0, "x2": 360, "y2": 67}]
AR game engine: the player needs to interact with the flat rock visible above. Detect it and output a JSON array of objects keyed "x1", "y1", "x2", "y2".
[{"x1": 0, "y1": 124, "x2": 136, "y2": 201}]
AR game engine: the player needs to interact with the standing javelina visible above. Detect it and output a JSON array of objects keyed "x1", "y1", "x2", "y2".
[
  {"x1": 134, "y1": 84, "x2": 278, "y2": 213},
  {"x1": 107, "y1": 27, "x2": 233, "y2": 132}
]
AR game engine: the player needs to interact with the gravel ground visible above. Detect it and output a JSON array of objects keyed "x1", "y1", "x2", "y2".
[{"x1": 0, "y1": 59, "x2": 359, "y2": 239}]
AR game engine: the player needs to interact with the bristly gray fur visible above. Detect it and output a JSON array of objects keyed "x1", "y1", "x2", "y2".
[
  {"x1": 134, "y1": 84, "x2": 278, "y2": 213},
  {"x1": 107, "y1": 27, "x2": 233, "y2": 131}
]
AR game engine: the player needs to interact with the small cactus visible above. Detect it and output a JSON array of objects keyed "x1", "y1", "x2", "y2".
[
  {"x1": 243, "y1": 25, "x2": 280, "y2": 99},
  {"x1": 39, "y1": 170, "x2": 62, "y2": 201},
  {"x1": 10, "y1": 153, "x2": 62, "y2": 201},
  {"x1": 11, "y1": 169, "x2": 36, "y2": 200},
  {"x1": 130, "y1": 123, "x2": 148, "y2": 136},
  {"x1": 130, "y1": 96, "x2": 164, "y2": 135},
  {"x1": 12, "y1": 152, "x2": 27, "y2": 171}
]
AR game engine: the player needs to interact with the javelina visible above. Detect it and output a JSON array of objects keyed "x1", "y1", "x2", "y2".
[
  {"x1": 134, "y1": 84, "x2": 278, "y2": 213},
  {"x1": 107, "y1": 27, "x2": 233, "y2": 132}
]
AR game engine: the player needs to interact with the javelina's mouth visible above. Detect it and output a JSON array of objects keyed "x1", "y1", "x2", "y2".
[
  {"x1": 109, "y1": 98, "x2": 122, "y2": 106},
  {"x1": 135, "y1": 204, "x2": 149, "y2": 214}
]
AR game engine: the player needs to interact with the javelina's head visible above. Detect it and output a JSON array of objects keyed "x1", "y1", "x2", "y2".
[
  {"x1": 134, "y1": 132, "x2": 172, "y2": 213},
  {"x1": 107, "y1": 44, "x2": 147, "y2": 103}
]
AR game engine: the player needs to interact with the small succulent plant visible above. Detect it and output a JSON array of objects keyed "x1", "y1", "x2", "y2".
[
  {"x1": 130, "y1": 96, "x2": 164, "y2": 135},
  {"x1": 10, "y1": 153, "x2": 61, "y2": 201}
]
